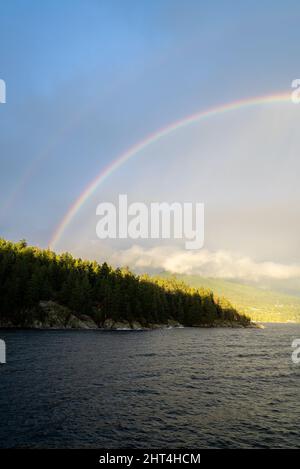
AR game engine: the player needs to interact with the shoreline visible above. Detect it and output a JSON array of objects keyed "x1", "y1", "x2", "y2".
[
  {"x1": 0, "y1": 301, "x2": 254, "y2": 330},
  {"x1": 0, "y1": 322, "x2": 262, "y2": 331}
]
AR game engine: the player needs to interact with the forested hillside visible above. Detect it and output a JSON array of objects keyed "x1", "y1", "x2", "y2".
[
  {"x1": 162, "y1": 273, "x2": 300, "y2": 323},
  {"x1": 0, "y1": 239, "x2": 251, "y2": 328}
]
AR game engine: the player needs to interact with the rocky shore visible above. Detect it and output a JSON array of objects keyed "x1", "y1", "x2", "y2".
[{"x1": 0, "y1": 301, "x2": 258, "y2": 330}]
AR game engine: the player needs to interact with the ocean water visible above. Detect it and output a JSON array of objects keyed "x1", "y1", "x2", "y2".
[{"x1": 0, "y1": 325, "x2": 300, "y2": 448}]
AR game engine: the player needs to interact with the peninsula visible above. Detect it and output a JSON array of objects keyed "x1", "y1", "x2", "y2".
[{"x1": 0, "y1": 239, "x2": 252, "y2": 329}]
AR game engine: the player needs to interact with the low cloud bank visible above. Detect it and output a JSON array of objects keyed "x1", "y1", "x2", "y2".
[{"x1": 109, "y1": 245, "x2": 300, "y2": 282}]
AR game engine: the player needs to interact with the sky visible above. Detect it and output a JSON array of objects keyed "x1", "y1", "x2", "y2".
[{"x1": 1, "y1": 0, "x2": 300, "y2": 286}]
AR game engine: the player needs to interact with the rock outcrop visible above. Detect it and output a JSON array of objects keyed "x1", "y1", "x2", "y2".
[
  {"x1": 101, "y1": 318, "x2": 183, "y2": 330},
  {"x1": 0, "y1": 301, "x2": 255, "y2": 330}
]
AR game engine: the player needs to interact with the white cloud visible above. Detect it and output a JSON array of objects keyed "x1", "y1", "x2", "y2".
[{"x1": 109, "y1": 245, "x2": 300, "y2": 281}]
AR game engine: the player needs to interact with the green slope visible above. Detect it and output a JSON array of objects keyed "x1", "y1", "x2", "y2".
[
  {"x1": 0, "y1": 239, "x2": 251, "y2": 328},
  {"x1": 162, "y1": 273, "x2": 300, "y2": 322}
]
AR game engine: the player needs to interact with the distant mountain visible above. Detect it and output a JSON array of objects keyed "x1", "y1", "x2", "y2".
[{"x1": 160, "y1": 273, "x2": 300, "y2": 323}]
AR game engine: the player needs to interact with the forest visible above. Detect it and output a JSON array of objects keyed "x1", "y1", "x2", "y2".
[{"x1": 0, "y1": 238, "x2": 251, "y2": 328}]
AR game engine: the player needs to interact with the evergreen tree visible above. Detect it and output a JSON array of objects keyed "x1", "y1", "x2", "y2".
[{"x1": 0, "y1": 238, "x2": 250, "y2": 327}]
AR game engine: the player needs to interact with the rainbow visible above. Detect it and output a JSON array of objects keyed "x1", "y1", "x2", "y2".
[{"x1": 49, "y1": 91, "x2": 292, "y2": 249}]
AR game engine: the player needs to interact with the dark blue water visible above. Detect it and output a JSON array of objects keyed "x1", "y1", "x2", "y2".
[{"x1": 0, "y1": 325, "x2": 300, "y2": 448}]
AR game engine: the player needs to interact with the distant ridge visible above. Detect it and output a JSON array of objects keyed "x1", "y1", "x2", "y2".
[{"x1": 160, "y1": 273, "x2": 300, "y2": 323}]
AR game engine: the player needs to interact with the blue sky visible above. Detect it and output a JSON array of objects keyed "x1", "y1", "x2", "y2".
[{"x1": 1, "y1": 1, "x2": 300, "y2": 281}]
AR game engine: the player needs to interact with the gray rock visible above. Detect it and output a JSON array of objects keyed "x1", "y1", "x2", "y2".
[{"x1": 36, "y1": 301, "x2": 98, "y2": 329}]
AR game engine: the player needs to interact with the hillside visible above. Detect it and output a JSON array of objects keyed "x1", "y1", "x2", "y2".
[
  {"x1": 161, "y1": 273, "x2": 300, "y2": 322},
  {"x1": 0, "y1": 239, "x2": 251, "y2": 329}
]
